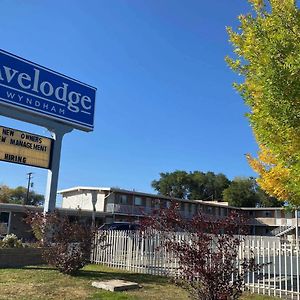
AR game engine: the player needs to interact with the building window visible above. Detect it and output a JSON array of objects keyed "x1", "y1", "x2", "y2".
[
  {"x1": 154, "y1": 199, "x2": 160, "y2": 208},
  {"x1": 265, "y1": 211, "x2": 271, "y2": 217},
  {"x1": 146, "y1": 198, "x2": 152, "y2": 207},
  {"x1": 160, "y1": 200, "x2": 168, "y2": 208},
  {"x1": 180, "y1": 202, "x2": 185, "y2": 211},
  {"x1": 191, "y1": 204, "x2": 195, "y2": 214},
  {"x1": 134, "y1": 197, "x2": 142, "y2": 206},
  {"x1": 0, "y1": 212, "x2": 9, "y2": 223},
  {"x1": 119, "y1": 194, "x2": 128, "y2": 205},
  {"x1": 0, "y1": 212, "x2": 9, "y2": 235},
  {"x1": 206, "y1": 206, "x2": 212, "y2": 214}
]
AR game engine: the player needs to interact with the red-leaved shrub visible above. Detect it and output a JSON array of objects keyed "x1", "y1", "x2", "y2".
[
  {"x1": 26, "y1": 212, "x2": 106, "y2": 275},
  {"x1": 142, "y1": 203, "x2": 263, "y2": 300}
]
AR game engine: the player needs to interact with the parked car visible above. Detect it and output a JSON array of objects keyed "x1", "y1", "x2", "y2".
[{"x1": 99, "y1": 222, "x2": 140, "y2": 231}]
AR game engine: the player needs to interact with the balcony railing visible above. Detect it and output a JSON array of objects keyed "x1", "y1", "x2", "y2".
[
  {"x1": 105, "y1": 203, "x2": 199, "y2": 219},
  {"x1": 179, "y1": 211, "x2": 197, "y2": 219},
  {"x1": 105, "y1": 204, "x2": 154, "y2": 216},
  {"x1": 105, "y1": 204, "x2": 299, "y2": 228},
  {"x1": 249, "y1": 217, "x2": 295, "y2": 226}
]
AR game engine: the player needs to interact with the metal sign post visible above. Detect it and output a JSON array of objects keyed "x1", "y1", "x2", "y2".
[{"x1": 44, "y1": 126, "x2": 73, "y2": 213}]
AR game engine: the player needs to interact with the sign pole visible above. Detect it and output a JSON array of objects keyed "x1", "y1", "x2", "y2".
[{"x1": 44, "y1": 126, "x2": 72, "y2": 213}]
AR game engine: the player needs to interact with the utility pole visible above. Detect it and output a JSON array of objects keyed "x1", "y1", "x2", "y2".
[{"x1": 25, "y1": 172, "x2": 33, "y2": 205}]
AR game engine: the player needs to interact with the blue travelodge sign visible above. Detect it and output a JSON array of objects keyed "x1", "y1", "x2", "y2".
[{"x1": 0, "y1": 49, "x2": 96, "y2": 131}]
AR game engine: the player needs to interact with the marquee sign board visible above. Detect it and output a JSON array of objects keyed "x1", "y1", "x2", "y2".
[
  {"x1": 0, "y1": 126, "x2": 53, "y2": 169},
  {"x1": 0, "y1": 49, "x2": 96, "y2": 131}
]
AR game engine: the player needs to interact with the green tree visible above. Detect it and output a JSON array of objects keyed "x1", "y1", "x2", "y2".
[
  {"x1": 188, "y1": 171, "x2": 230, "y2": 200},
  {"x1": 151, "y1": 171, "x2": 190, "y2": 199},
  {"x1": 223, "y1": 177, "x2": 283, "y2": 207},
  {"x1": 226, "y1": 0, "x2": 300, "y2": 206},
  {"x1": 151, "y1": 170, "x2": 230, "y2": 200},
  {"x1": 0, "y1": 185, "x2": 44, "y2": 206},
  {"x1": 223, "y1": 177, "x2": 260, "y2": 207}
]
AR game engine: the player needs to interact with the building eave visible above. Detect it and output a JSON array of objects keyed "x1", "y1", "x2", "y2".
[{"x1": 58, "y1": 186, "x2": 112, "y2": 194}]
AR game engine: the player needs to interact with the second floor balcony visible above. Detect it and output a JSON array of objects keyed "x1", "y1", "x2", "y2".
[
  {"x1": 106, "y1": 203, "x2": 154, "y2": 216},
  {"x1": 106, "y1": 203, "x2": 198, "y2": 219}
]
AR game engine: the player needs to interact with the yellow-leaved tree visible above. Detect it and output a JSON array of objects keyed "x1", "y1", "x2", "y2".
[
  {"x1": 246, "y1": 146, "x2": 291, "y2": 201},
  {"x1": 227, "y1": 0, "x2": 300, "y2": 206}
]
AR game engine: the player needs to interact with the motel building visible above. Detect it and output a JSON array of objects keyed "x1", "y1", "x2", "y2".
[{"x1": 0, "y1": 186, "x2": 298, "y2": 240}]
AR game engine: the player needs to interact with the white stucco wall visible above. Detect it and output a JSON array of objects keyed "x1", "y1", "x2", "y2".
[{"x1": 61, "y1": 190, "x2": 106, "y2": 212}]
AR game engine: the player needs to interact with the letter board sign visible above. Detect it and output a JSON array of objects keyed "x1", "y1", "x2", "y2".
[
  {"x1": 0, "y1": 49, "x2": 96, "y2": 131},
  {"x1": 0, "y1": 126, "x2": 53, "y2": 169}
]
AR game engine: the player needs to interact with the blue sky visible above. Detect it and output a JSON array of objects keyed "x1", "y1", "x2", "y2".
[{"x1": 0, "y1": 0, "x2": 257, "y2": 203}]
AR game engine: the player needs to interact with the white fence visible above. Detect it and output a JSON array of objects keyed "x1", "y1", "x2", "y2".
[{"x1": 91, "y1": 231, "x2": 300, "y2": 299}]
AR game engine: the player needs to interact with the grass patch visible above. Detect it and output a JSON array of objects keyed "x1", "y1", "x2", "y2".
[
  {"x1": 0, "y1": 264, "x2": 281, "y2": 300},
  {"x1": 0, "y1": 264, "x2": 188, "y2": 300}
]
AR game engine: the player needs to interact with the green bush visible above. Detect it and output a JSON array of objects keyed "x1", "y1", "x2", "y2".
[{"x1": 0, "y1": 234, "x2": 23, "y2": 248}]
